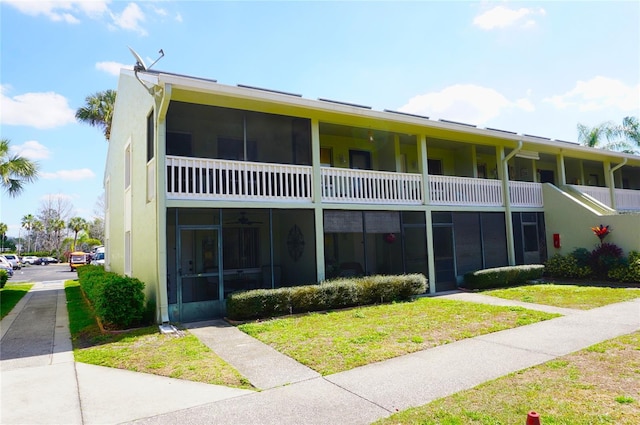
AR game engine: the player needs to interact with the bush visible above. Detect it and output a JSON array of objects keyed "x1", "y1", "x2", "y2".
[
  {"x1": 544, "y1": 253, "x2": 592, "y2": 279},
  {"x1": 77, "y1": 265, "x2": 147, "y2": 329},
  {"x1": 590, "y1": 242, "x2": 625, "y2": 278},
  {"x1": 227, "y1": 274, "x2": 427, "y2": 321},
  {"x1": 0, "y1": 269, "x2": 7, "y2": 288},
  {"x1": 608, "y1": 251, "x2": 640, "y2": 283},
  {"x1": 462, "y1": 265, "x2": 545, "y2": 290}
]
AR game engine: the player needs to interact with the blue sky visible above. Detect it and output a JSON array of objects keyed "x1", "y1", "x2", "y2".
[{"x1": 1, "y1": 0, "x2": 639, "y2": 238}]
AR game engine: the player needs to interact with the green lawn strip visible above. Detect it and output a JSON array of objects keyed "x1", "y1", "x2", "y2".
[
  {"x1": 0, "y1": 283, "x2": 34, "y2": 319},
  {"x1": 484, "y1": 284, "x2": 640, "y2": 310},
  {"x1": 64, "y1": 280, "x2": 252, "y2": 389},
  {"x1": 375, "y1": 331, "x2": 640, "y2": 425},
  {"x1": 238, "y1": 298, "x2": 559, "y2": 375}
]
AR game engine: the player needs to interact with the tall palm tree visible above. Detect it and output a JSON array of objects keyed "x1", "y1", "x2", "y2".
[
  {"x1": 51, "y1": 218, "x2": 66, "y2": 254},
  {"x1": 75, "y1": 90, "x2": 117, "y2": 141},
  {"x1": 0, "y1": 138, "x2": 39, "y2": 197},
  {"x1": 67, "y1": 217, "x2": 88, "y2": 251},
  {"x1": 21, "y1": 214, "x2": 35, "y2": 252},
  {"x1": 0, "y1": 222, "x2": 7, "y2": 252},
  {"x1": 578, "y1": 116, "x2": 639, "y2": 154}
]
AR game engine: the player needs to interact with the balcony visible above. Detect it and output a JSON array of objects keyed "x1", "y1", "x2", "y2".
[
  {"x1": 570, "y1": 184, "x2": 640, "y2": 211},
  {"x1": 165, "y1": 156, "x2": 544, "y2": 208}
]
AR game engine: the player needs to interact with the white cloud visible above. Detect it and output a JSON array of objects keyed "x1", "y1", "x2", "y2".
[
  {"x1": 473, "y1": 5, "x2": 546, "y2": 30},
  {"x1": 40, "y1": 193, "x2": 76, "y2": 202},
  {"x1": 110, "y1": 3, "x2": 147, "y2": 35},
  {"x1": 0, "y1": 85, "x2": 76, "y2": 129},
  {"x1": 96, "y1": 61, "x2": 131, "y2": 76},
  {"x1": 399, "y1": 84, "x2": 535, "y2": 126},
  {"x1": 41, "y1": 168, "x2": 96, "y2": 181},
  {"x1": 5, "y1": 0, "x2": 108, "y2": 23},
  {"x1": 544, "y1": 76, "x2": 640, "y2": 112},
  {"x1": 175, "y1": 13, "x2": 183, "y2": 23},
  {"x1": 10, "y1": 141, "x2": 51, "y2": 160}
]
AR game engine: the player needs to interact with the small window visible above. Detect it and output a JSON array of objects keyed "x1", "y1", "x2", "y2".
[
  {"x1": 428, "y1": 159, "x2": 443, "y2": 175},
  {"x1": 147, "y1": 110, "x2": 154, "y2": 162}
]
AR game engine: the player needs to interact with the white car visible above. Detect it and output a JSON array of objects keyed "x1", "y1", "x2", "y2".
[
  {"x1": 21, "y1": 255, "x2": 39, "y2": 265},
  {"x1": 90, "y1": 251, "x2": 105, "y2": 266},
  {"x1": 1, "y1": 254, "x2": 21, "y2": 270},
  {"x1": 0, "y1": 257, "x2": 13, "y2": 277}
]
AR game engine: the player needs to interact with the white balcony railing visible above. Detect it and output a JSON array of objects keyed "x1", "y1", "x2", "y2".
[
  {"x1": 321, "y1": 168, "x2": 423, "y2": 204},
  {"x1": 165, "y1": 156, "x2": 550, "y2": 208},
  {"x1": 429, "y1": 175, "x2": 503, "y2": 206},
  {"x1": 509, "y1": 181, "x2": 543, "y2": 207},
  {"x1": 572, "y1": 184, "x2": 640, "y2": 211},
  {"x1": 166, "y1": 156, "x2": 313, "y2": 202}
]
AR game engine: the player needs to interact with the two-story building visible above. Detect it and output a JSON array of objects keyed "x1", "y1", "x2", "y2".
[{"x1": 105, "y1": 69, "x2": 640, "y2": 324}]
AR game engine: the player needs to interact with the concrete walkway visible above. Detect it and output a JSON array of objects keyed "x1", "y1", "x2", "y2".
[{"x1": 1, "y1": 283, "x2": 638, "y2": 424}]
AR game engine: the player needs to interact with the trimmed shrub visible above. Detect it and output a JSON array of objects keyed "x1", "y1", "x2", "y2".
[
  {"x1": 544, "y1": 253, "x2": 592, "y2": 279},
  {"x1": 463, "y1": 265, "x2": 545, "y2": 290},
  {"x1": 608, "y1": 251, "x2": 640, "y2": 283},
  {"x1": 77, "y1": 265, "x2": 147, "y2": 329},
  {"x1": 226, "y1": 274, "x2": 427, "y2": 321},
  {"x1": 0, "y1": 269, "x2": 8, "y2": 288}
]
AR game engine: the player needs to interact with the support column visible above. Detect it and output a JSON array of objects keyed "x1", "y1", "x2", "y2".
[
  {"x1": 311, "y1": 119, "x2": 326, "y2": 281},
  {"x1": 557, "y1": 151, "x2": 567, "y2": 186},
  {"x1": 500, "y1": 146, "x2": 516, "y2": 266}
]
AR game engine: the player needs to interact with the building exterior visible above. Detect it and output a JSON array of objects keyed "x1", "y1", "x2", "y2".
[{"x1": 105, "y1": 69, "x2": 640, "y2": 324}]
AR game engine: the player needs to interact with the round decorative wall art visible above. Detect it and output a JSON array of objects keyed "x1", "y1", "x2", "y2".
[{"x1": 287, "y1": 224, "x2": 305, "y2": 262}]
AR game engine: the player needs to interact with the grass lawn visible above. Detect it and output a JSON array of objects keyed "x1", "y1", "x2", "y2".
[
  {"x1": 238, "y1": 298, "x2": 559, "y2": 375},
  {"x1": 64, "y1": 280, "x2": 252, "y2": 389},
  {"x1": 0, "y1": 283, "x2": 33, "y2": 319},
  {"x1": 484, "y1": 283, "x2": 640, "y2": 310},
  {"x1": 375, "y1": 331, "x2": 640, "y2": 425}
]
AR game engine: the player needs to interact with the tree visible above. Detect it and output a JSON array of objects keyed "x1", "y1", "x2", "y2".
[
  {"x1": 578, "y1": 116, "x2": 639, "y2": 154},
  {"x1": 0, "y1": 222, "x2": 7, "y2": 252},
  {"x1": 75, "y1": 90, "x2": 116, "y2": 141},
  {"x1": 68, "y1": 217, "x2": 88, "y2": 251},
  {"x1": 21, "y1": 214, "x2": 35, "y2": 252},
  {"x1": 0, "y1": 138, "x2": 39, "y2": 197}
]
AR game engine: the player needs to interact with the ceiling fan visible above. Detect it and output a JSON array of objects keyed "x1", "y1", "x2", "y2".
[{"x1": 226, "y1": 212, "x2": 263, "y2": 226}]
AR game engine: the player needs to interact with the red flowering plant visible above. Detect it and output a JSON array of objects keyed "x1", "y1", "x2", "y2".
[{"x1": 591, "y1": 224, "x2": 611, "y2": 244}]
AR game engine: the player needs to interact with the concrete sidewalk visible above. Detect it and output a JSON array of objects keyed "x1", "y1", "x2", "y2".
[{"x1": 1, "y1": 283, "x2": 639, "y2": 425}]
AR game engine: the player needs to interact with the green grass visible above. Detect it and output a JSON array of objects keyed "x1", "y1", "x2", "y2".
[
  {"x1": 0, "y1": 283, "x2": 33, "y2": 319},
  {"x1": 375, "y1": 331, "x2": 640, "y2": 424},
  {"x1": 484, "y1": 284, "x2": 640, "y2": 309},
  {"x1": 64, "y1": 280, "x2": 252, "y2": 389},
  {"x1": 238, "y1": 298, "x2": 559, "y2": 375}
]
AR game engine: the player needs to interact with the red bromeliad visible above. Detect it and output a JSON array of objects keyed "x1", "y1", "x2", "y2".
[{"x1": 591, "y1": 224, "x2": 611, "y2": 242}]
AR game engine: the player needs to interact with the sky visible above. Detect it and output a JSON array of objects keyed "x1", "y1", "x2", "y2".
[{"x1": 1, "y1": 0, "x2": 639, "y2": 239}]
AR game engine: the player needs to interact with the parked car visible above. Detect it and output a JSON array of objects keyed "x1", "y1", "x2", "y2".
[
  {"x1": 90, "y1": 251, "x2": 105, "y2": 266},
  {"x1": 1, "y1": 254, "x2": 21, "y2": 270},
  {"x1": 0, "y1": 257, "x2": 13, "y2": 277},
  {"x1": 34, "y1": 257, "x2": 58, "y2": 265},
  {"x1": 21, "y1": 255, "x2": 39, "y2": 265}
]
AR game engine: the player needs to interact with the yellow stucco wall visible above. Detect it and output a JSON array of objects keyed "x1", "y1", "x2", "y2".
[{"x1": 543, "y1": 184, "x2": 640, "y2": 257}]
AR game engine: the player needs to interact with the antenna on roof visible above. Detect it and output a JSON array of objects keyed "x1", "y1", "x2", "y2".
[{"x1": 127, "y1": 47, "x2": 164, "y2": 95}]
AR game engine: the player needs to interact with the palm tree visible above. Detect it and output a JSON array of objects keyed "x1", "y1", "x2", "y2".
[
  {"x1": 578, "y1": 116, "x2": 639, "y2": 154},
  {"x1": 21, "y1": 214, "x2": 35, "y2": 252},
  {"x1": 67, "y1": 217, "x2": 88, "y2": 251},
  {"x1": 0, "y1": 138, "x2": 39, "y2": 197},
  {"x1": 0, "y1": 222, "x2": 7, "y2": 252},
  {"x1": 75, "y1": 90, "x2": 117, "y2": 141},
  {"x1": 51, "y1": 218, "x2": 66, "y2": 255}
]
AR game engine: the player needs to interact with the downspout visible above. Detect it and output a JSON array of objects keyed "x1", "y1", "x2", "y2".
[
  {"x1": 608, "y1": 158, "x2": 627, "y2": 211},
  {"x1": 156, "y1": 83, "x2": 172, "y2": 324},
  {"x1": 502, "y1": 141, "x2": 523, "y2": 266}
]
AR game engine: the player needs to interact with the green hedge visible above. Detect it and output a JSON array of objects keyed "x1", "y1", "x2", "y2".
[
  {"x1": 462, "y1": 265, "x2": 545, "y2": 290},
  {"x1": 77, "y1": 265, "x2": 146, "y2": 329},
  {"x1": 227, "y1": 274, "x2": 428, "y2": 321},
  {"x1": 608, "y1": 251, "x2": 640, "y2": 283},
  {"x1": 0, "y1": 269, "x2": 7, "y2": 288}
]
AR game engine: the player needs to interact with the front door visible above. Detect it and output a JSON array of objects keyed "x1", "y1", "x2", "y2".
[{"x1": 177, "y1": 226, "x2": 223, "y2": 321}]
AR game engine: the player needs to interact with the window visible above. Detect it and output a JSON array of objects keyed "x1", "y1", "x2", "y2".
[
  {"x1": 147, "y1": 110, "x2": 154, "y2": 162},
  {"x1": 124, "y1": 144, "x2": 131, "y2": 189},
  {"x1": 428, "y1": 159, "x2": 443, "y2": 175},
  {"x1": 223, "y1": 227, "x2": 259, "y2": 269}
]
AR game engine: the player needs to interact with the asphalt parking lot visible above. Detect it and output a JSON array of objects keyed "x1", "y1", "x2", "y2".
[{"x1": 8, "y1": 263, "x2": 75, "y2": 284}]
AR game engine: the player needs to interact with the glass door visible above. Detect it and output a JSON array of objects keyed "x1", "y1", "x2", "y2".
[{"x1": 177, "y1": 226, "x2": 223, "y2": 322}]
